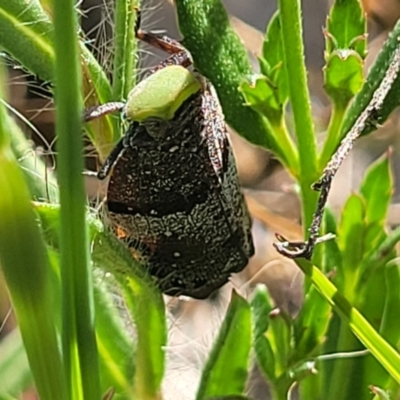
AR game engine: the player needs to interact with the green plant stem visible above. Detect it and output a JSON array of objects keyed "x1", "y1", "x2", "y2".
[
  {"x1": 52, "y1": 0, "x2": 101, "y2": 398},
  {"x1": 112, "y1": 0, "x2": 138, "y2": 100},
  {"x1": 271, "y1": 387, "x2": 289, "y2": 400},
  {"x1": 270, "y1": 379, "x2": 291, "y2": 400},
  {"x1": 319, "y1": 104, "x2": 346, "y2": 170},
  {"x1": 383, "y1": 376, "x2": 400, "y2": 400},
  {"x1": 299, "y1": 373, "x2": 320, "y2": 400},
  {"x1": 278, "y1": 0, "x2": 318, "y2": 228},
  {"x1": 274, "y1": 120, "x2": 299, "y2": 176}
]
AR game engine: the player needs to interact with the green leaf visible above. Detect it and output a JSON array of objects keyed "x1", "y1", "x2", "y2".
[
  {"x1": 267, "y1": 308, "x2": 292, "y2": 377},
  {"x1": 380, "y1": 263, "x2": 400, "y2": 347},
  {"x1": 0, "y1": 0, "x2": 55, "y2": 81},
  {"x1": 240, "y1": 75, "x2": 283, "y2": 126},
  {"x1": 359, "y1": 266, "x2": 387, "y2": 330},
  {"x1": 121, "y1": 276, "x2": 166, "y2": 400},
  {"x1": 0, "y1": 80, "x2": 66, "y2": 400},
  {"x1": 324, "y1": 50, "x2": 364, "y2": 107},
  {"x1": 251, "y1": 286, "x2": 276, "y2": 380},
  {"x1": 196, "y1": 292, "x2": 251, "y2": 400},
  {"x1": 91, "y1": 231, "x2": 166, "y2": 400},
  {"x1": 360, "y1": 153, "x2": 393, "y2": 225},
  {"x1": 361, "y1": 226, "x2": 400, "y2": 282},
  {"x1": 320, "y1": 209, "x2": 342, "y2": 275},
  {"x1": 251, "y1": 291, "x2": 294, "y2": 398},
  {"x1": 341, "y1": 20, "x2": 400, "y2": 138},
  {"x1": 261, "y1": 13, "x2": 284, "y2": 75},
  {"x1": 362, "y1": 263, "x2": 400, "y2": 392},
  {"x1": 323, "y1": 0, "x2": 366, "y2": 108},
  {"x1": 337, "y1": 194, "x2": 366, "y2": 275},
  {"x1": 0, "y1": 0, "x2": 117, "y2": 158},
  {"x1": 260, "y1": 12, "x2": 288, "y2": 108},
  {"x1": 362, "y1": 223, "x2": 387, "y2": 261},
  {"x1": 175, "y1": 0, "x2": 299, "y2": 173},
  {"x1": 251, "y1": 285, "x2": 273, "y2": 337},
  {"x1": 39, "y1": 202, "x2": 166, "y2": 400},
  {"x1": 255, "y1": 335, "x2": 276, "y2": 382},
  {"x1": 0, "y1": 394, "x2": 20, "y2": 400},
  {"x1": 295, "y1": 258, "x2": 400, "y2": 386},
  {"x1": 292, "y1": 285, "x2": 331, "y2": 362},
  {"x1": 326, "y1": 0, "x2": 366, "y2": 57},
  {"x1": 35, "y1": 202, "x2": 164, "y2": 400},
  {"x1": 81, "y1": 47, "x2": 118, "y2": 158},
  {"x1": 94, "y1": 281, "x2": 136, "y2": 399}
]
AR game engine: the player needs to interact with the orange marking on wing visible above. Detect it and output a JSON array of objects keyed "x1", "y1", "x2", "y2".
[{"x1": 116, "y1": 226, "x2": 128, "y2": 239}]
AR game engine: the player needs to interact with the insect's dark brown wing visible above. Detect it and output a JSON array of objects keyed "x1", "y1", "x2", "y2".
[
  {"x1": 200, "y1": 80, "x2": 255, "y2": 264},
  {"x1": 201, "y1": 83, "x2": 230, "y2": 183}
]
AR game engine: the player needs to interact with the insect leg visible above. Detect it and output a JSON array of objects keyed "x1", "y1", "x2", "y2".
[
  {"x1": 135, "y1": 11, "x2": 192, "y2": 71},
  {"x1": 146, "y1": 51, "x2": 192, "y2": 74},
  {"x1": 84, "y1": 102, "x2": 125, "y2": 122},
  {"x1": 97, "y1": 136, "x2": 125, "y2": 180},
  {"x1": 136, "y1": 30, "x2": 186, "y2": 55},
  {"x1": 135, "y1": 9, "x2": 185, "y2": 55}
]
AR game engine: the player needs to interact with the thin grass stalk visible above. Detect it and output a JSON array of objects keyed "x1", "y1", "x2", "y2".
[{"x1": 52, "y1": 0, "x2": 101, "y2": 398}]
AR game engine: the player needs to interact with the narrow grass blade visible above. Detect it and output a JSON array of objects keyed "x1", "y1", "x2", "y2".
[
  {"x1": 297, "y1": 259, "x2": 400, "y2": 384},
  {"x1": 0, "y1": 66, "x2": 66, "y2": 400},
  {"x1": 52, "y1": 0, "x2": 101, "y2": 397}
]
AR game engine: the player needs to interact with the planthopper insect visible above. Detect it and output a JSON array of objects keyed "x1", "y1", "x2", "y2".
[{"x1": 85, "y1": 20, "x2": 254, "y2": 299}]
